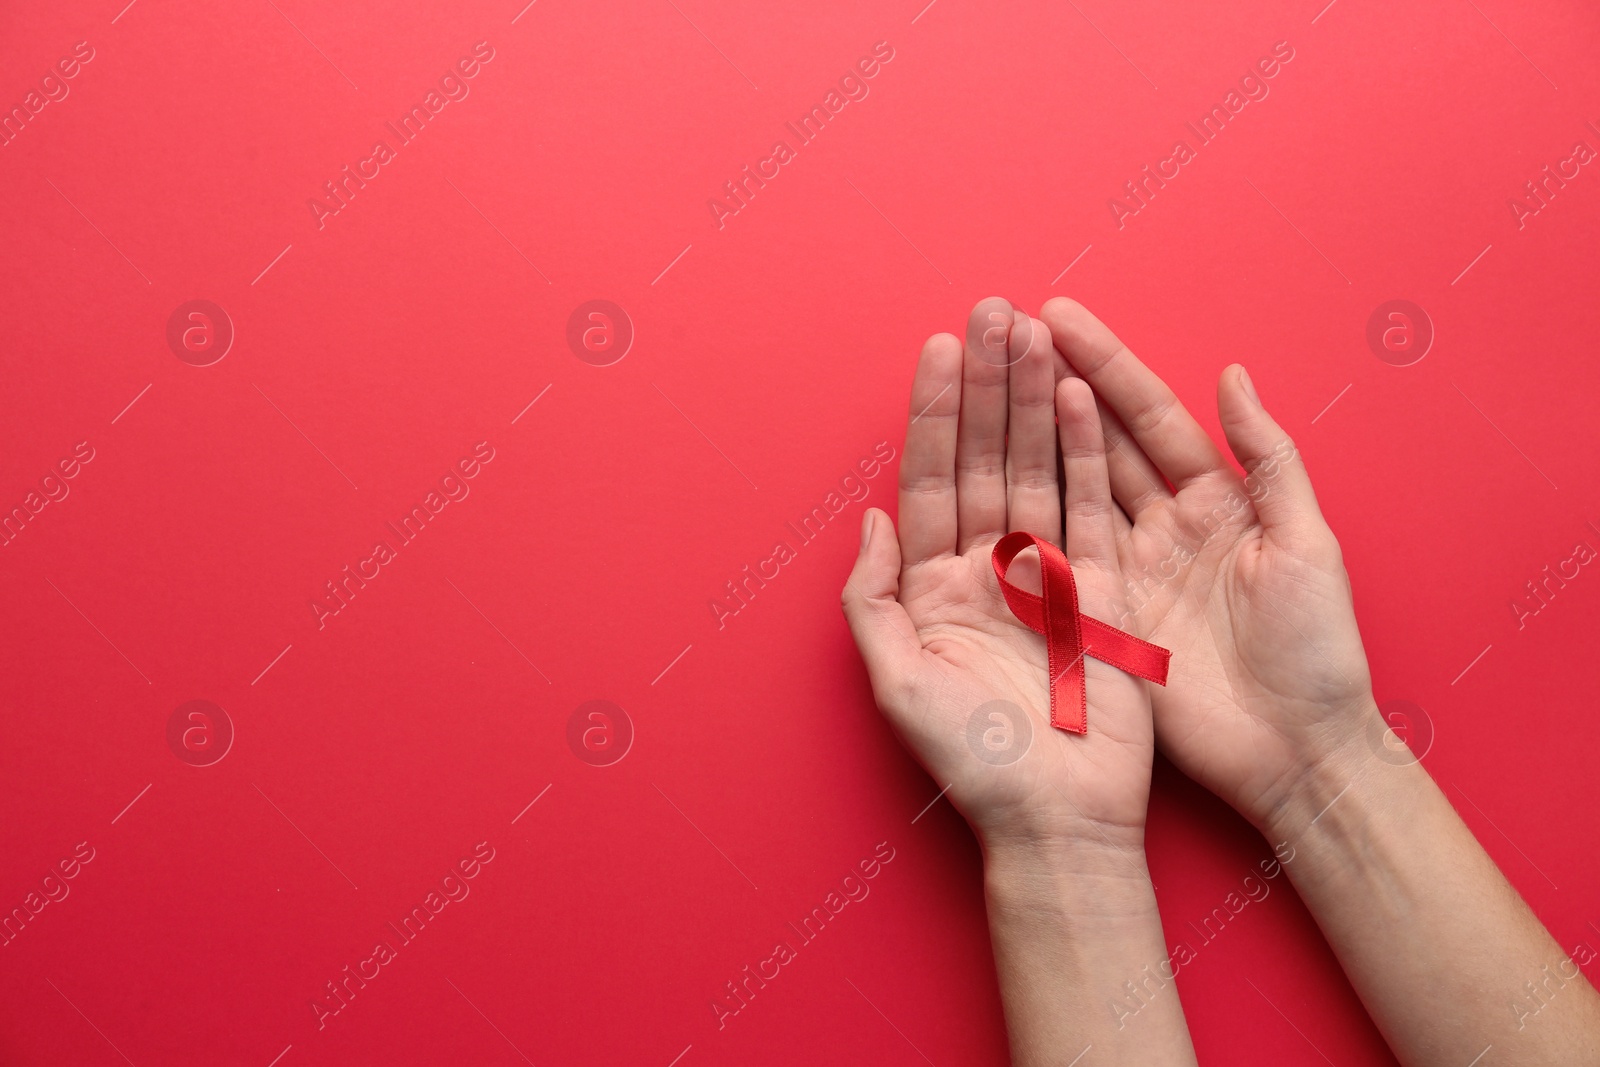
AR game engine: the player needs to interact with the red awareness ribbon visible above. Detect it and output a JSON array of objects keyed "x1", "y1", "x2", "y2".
[{"x1": 991, "y1": 531, "x2": 1171, "y2": 735}]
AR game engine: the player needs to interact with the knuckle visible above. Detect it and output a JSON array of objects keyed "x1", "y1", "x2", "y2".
[
  {"x1": 1125, "y1": 390, "x2": 1176, "y2": 436},
  {"x1": 1068, "y1": 494, "x2": 1113, "y2": 523}
]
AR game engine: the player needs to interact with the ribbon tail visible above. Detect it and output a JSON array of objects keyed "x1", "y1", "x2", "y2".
[
  {"x1": 1080, "y1": 616, "x2": 1171, "y2": 686},
  {"x1": 1039, "y1": 536, "x2": 1089, "y2": 734},
  {"x1": 991, "y1": 531, "x2": 1172, "y2": 736}
]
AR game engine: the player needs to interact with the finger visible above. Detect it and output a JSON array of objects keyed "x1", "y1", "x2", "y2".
[
  {"x1": 1053, "y1": 348, "x2": 1171, "y2": 523},
  {"x1": 1042, "y1": 297, "x2": 1227, "y2": 491},
  {"x1": 1093, "y1": 457, "x2": 1135, "y2": 573},
  {"x1": 1217, "y1": 365, "x2": 1326, "y2": 535},
  {"x1": 1005, "y1": 315, "x2": 1062, "y2": 545},
  {"x1": 898, "y1": 333, "x2": 963, "y2": 565},
  {"x1": 1050, "y1": 364, "x2": 1137, "y2": 578},
  {"x1": 842, "y1": 508, "x2": 924, "y2": 709},
  {"x1": 956, "y1": 297, "x2": 1017, "y2": 552},
  {"x1": 1056, "y1": 378, "x2": 1119, "y2": 568},
  {"x1": 1108, "y1": 487, "x2": 1134, "y2": 570}
]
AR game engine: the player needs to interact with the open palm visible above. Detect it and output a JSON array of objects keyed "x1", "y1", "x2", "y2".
[
  {"x1": 1039, "y1": 299, "x2": 1377, "y2": 829},
  {"x1": 844, "y1": 299, "x2": 1164, "y2": 849}
]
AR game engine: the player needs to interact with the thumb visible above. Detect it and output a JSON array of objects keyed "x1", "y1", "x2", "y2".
[
  {"x1": 842, "y1": 507, "x2": 922, "y2": 701},
  {"x1": 1217, "y1": 365, "x2": 1326, "y2": 537}
]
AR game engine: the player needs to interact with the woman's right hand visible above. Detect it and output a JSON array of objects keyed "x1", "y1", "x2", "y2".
[{"x1": 1038, "y1": 297, "x2": 1383, "y2": 831}]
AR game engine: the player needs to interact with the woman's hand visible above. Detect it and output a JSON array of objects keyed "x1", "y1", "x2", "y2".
[
  {"x1": 1031, "y1": 299, "x2": 1600, "y2": 1066},
  {"x1": 1037, "y1": 297, "x2": 1378, "y2": 831},
  {"x1": 844, "y1": 298, "x2": 1202, "y2": 1067},
  {"x1": 843, "y1": 298, "x2": 1162, "y2": 853}
]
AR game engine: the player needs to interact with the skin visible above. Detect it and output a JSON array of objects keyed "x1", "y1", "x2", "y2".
[
  {"x1": 843, "y1": 298, "x2": 1198, "y2": 1065},
  {"x1": 1035, "y1": 296, "x2": 1600, "y2": 1066},
  {"x1": 844, "y1": 295, "x2": 1600, "y2": 1066}
]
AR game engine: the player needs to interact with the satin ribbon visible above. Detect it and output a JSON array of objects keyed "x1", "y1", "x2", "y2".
[{"x1": 991, "y1": 531, "x2": 1171, "y2": 734}]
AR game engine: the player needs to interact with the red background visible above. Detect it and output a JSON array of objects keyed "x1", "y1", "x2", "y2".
[{"x1": 2, "y1": 0, "x2": 1598, "y2": 1064}]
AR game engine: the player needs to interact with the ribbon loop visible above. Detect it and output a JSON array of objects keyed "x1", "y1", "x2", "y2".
[{"x1": 991, "y1": 531, "x2": 1171, "y2": 734}]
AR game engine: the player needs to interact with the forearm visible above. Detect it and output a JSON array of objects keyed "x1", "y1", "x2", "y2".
[
  {"x1": 982, "y1": 835, "x2": 1197, "y2": 1067},
  {"x1": 1261, "y1": 698, "x2": 1600, "y2": 1066}
]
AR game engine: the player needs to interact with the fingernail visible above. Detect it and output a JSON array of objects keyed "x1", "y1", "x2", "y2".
[
  {"x1": 1007, "y1": 313, "x2": 1033, "y2": 364},
  {"x1": 860, "y1": 509, "x2": 875, "y2": 550},
  {"x1": 1239, "y1": 366, "x2": 1260, "y2": 406}
]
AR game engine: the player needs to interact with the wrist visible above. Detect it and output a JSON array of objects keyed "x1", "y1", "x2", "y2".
[
  {"x1": 981, "y1": 828, "x2": 1158, "y2": 924},
  {"x1": 1253, "y1": 692, "x2": 1409, "y2": 843},
  {"x1": 964, "y1": 770, "x2": 1151, "y2": 862}
]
